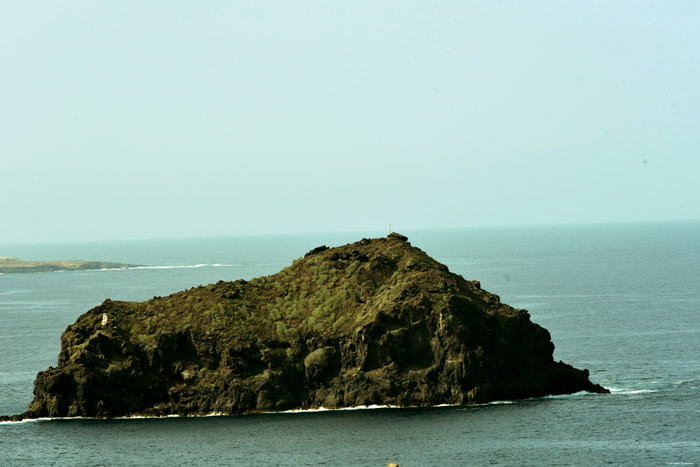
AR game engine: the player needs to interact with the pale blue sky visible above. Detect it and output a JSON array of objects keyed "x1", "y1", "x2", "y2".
[{"x1": 2, "y1": 1, "x2": 699, "y2": 243}]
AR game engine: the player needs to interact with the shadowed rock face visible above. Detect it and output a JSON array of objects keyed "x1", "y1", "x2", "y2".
[{"x1": 4, "y1": 233, "x2": 608, "y2": 420}]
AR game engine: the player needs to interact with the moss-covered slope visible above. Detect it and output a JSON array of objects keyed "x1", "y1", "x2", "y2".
[{"x1": 5, "y1": 233, "x2": 608, "y2": 420}]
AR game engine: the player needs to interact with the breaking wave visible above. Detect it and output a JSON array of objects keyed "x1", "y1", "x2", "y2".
[
  {"x1": 607, "y1": 387, "x2": 658, "y2": 395},
  {"x1": 97, "y1": 264, "x2": 234, "y2": 271}
]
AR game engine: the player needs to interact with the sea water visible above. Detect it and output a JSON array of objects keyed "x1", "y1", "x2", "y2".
[{"x1": 1, "y1": 223, "x2": 698, "y2": 466}]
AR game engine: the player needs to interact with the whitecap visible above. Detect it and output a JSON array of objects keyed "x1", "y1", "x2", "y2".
[
  {"x1": 281, "y1": 404, "x2": 396, "y2": 414},
  {"x1": 542, "y1": 391, "x2": 590, "y2": 399},
  {"x1": 116, "y1": 414, "x2": 181, "y2": 420},
  {"x1": 337, "y1": 404, "x2": 395, "y2": 411},
  {"x1": 457, "y1": 400, "x2": 516, "y2": 407},
  {"x1": 608, "y1": 387, "x2": 657, "y2": 395},
  {"x1": 129, "y1": 264, "x2": 234, "y2": 270},
  {"x1": 0, "y1": 401, "x2": 508, "y2": 423},
  {"x1": 0, "y1": 416, "x2": 81, "y2": 425}
]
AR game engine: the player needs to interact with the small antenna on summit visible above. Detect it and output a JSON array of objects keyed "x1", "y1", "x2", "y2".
[{"x1": 389, "y1": 223, "x2": 392, "y2": 234}]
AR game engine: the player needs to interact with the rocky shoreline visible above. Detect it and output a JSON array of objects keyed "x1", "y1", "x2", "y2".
[{"x1": 2, "y1": 233, "x2": 608, "y2": 421}]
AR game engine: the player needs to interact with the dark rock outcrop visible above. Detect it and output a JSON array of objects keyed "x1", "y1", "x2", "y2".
[{"x1": 3, "y1": 234, "x2": 607, "y2": 421}]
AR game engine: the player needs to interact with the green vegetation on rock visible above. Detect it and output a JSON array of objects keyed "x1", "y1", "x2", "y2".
[{"x1": 2, "y1": 233, "x2": 608, "y2": 420}]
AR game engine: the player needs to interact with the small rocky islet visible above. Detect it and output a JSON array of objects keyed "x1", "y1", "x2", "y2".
[
  {"x1": 0, "y1": 257, "x2": 141, "y2": 274},
  {"x1": 2, "y1": 233, "x2": 608, "y2": 421}
]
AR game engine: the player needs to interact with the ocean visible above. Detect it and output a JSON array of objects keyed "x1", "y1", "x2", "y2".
[{"x1": 1, "y1": 223, "x2": 699, "y2": 466}]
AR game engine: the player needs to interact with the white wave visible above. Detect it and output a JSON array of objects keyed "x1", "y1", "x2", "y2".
[
  {"x1": 1, "y1": 419, "x2": 31, "y2": 425},
  {"x1": 2, "y1": 414, "x2": 179, "y2": 424},
  {"x1": 91, "y1": 264, "x2": 236, "y2": 272},
  {"x1": 608, "y1": 387, "x2": 657, "y2": 395},
  {"x1": 621, "y1": 389, "x2": 656, "y2": 395},
  {"x1": 456, "y1": 400, "x2": 515, "y2": 407},
  {"x1": 129, "y1": 264, "x2": 234, "y2": 270},
  {"x1": 0, "y1": 416, "x2": 79, "y2": 425},
  {"x1": 336, "y1": 404, "x2": 393, "y2": 411},
  {"x1": 117, "y1": 414, "x2": 182, "y2": 420},
  {"x1": 282, "y1": 402, "x2": 485, "y2": 413},
  {"x1": 541, "y1": 391, "x2": 590, "y2": 399},
  {"x1": 0, "y1": 401, "x2": 510, "y2": 424},
  {"x1": 281, "y1": 404, "x2": 396, "y2": 414},
  {"x1": 119, "y1": 404, "x2": 451, "y2": 419},
  {"x1": 674, "y1": 378, "x2": 698, "y2": 385},
  {"x1": 4, "y1": 412, "x2": 224, "y2": 423}
]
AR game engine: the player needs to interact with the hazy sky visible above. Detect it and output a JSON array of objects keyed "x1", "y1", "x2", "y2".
[{"x1": 2, "y1": 1, "x2": 699, "y2": 243}]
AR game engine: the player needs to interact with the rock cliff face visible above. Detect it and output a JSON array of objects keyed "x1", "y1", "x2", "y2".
[{"x1": 4, "y1": 233, "x2": 607, "y2": 420}]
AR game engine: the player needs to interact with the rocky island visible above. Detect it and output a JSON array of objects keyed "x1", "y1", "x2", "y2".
[
  {"x1": 2, "y1": 233, "x2": 607, "y2": 421},
  {"x1": 0, "y1": 257, "x2": 141, "y2": 274}
]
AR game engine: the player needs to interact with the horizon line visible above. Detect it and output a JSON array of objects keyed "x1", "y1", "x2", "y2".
[{"x1": 1, "y1": 218, "x2": 699, "y2": 247}]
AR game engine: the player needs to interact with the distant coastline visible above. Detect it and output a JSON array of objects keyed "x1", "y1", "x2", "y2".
[{"x1": 0, "y1": 257, "x2": 142, "y2": 274}]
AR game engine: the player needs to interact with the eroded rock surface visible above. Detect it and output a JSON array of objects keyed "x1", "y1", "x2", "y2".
[{"x1": 4, "y1": 233, "x2": 607, "y2": 420}]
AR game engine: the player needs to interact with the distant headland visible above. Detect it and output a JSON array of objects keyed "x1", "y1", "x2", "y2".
[
  {"x1": 2, "y1": 233, "x2": 607, "y2": 421},
  {"x1": 0, "y1": 257, "x2": 142, "y2": 274}
]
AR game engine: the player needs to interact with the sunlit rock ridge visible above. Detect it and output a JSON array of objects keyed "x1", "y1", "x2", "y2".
[{"x1": 4, "y1": 233, "x2": 608, "y2": 420}]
